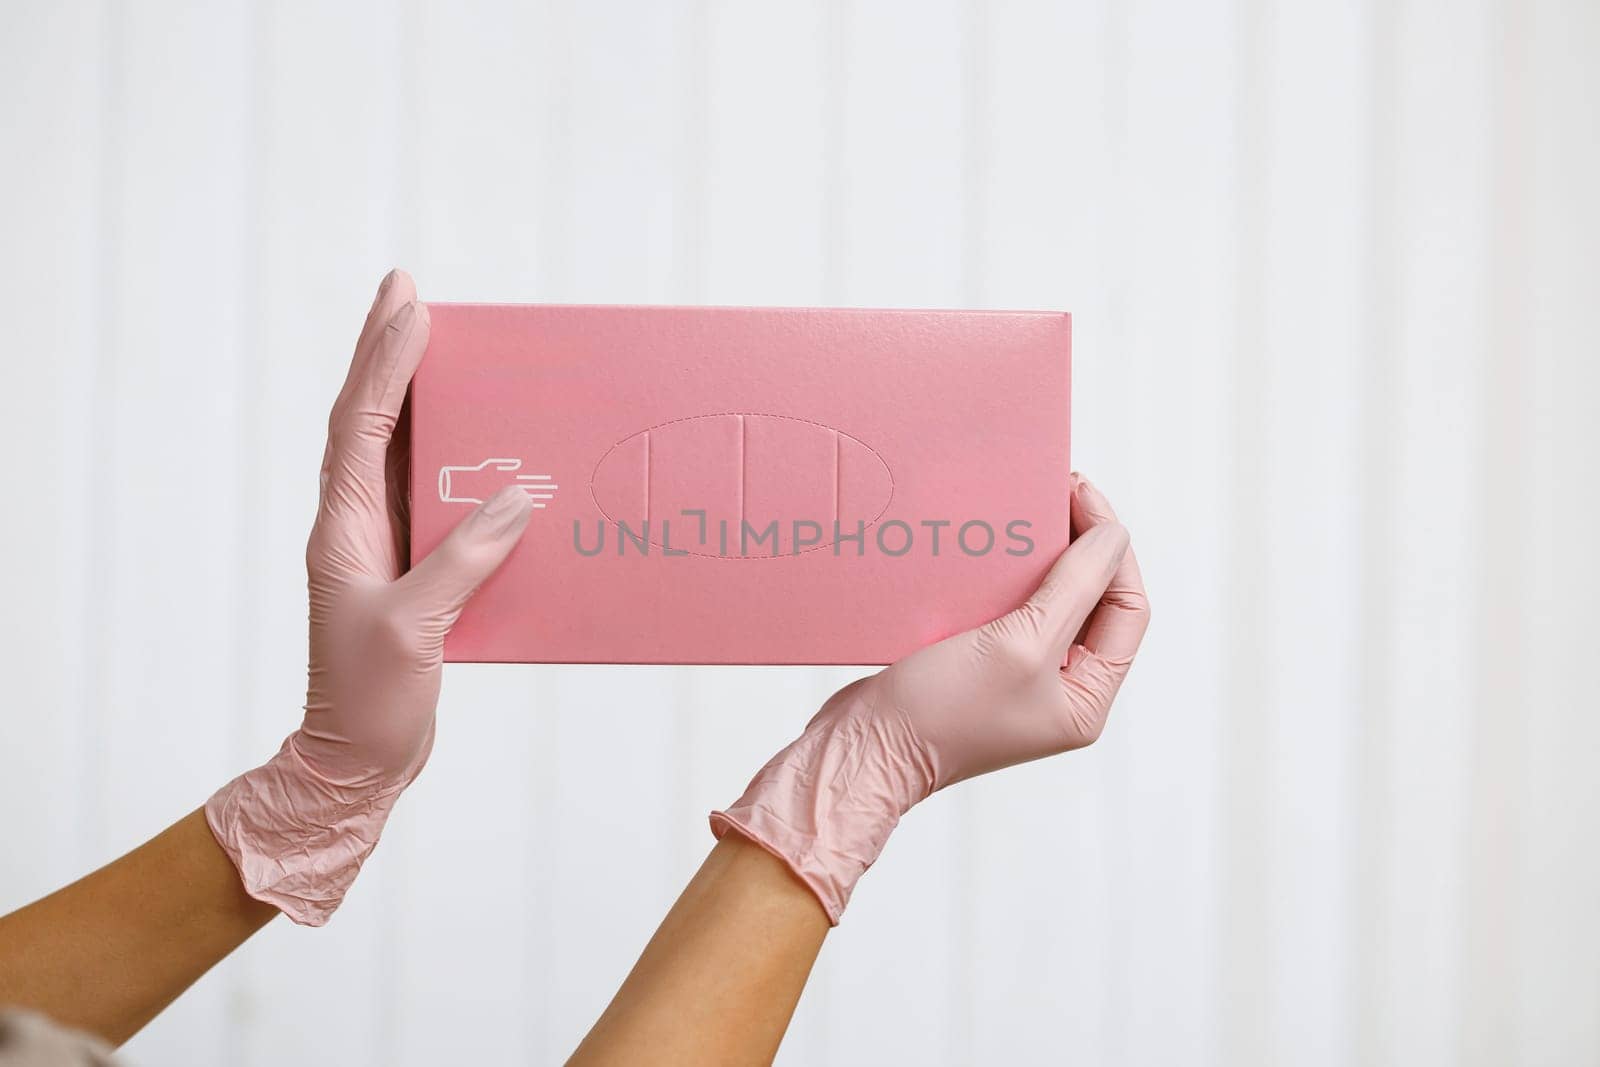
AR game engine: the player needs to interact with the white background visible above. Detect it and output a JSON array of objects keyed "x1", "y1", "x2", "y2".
[{"x1": 2, "y1": 1, "x2": 1597, "y2": 1064}]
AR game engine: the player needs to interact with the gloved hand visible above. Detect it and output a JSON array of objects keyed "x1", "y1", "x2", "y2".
[
  {"x1": 205, "y1": 270, "x2": 535, "y2": 926},
  {"x1": 711, "y1": 475, "x2": 1150, "y2": 924}
]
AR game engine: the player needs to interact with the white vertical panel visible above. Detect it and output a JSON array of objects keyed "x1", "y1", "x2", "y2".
[
  {"x1": 534, "y1": 668, "x2": 680, "y2": 1061},
  {"x1": 1515, "y1": 2, "x2": 1600, "y2": 1063},
  {"x1": 557, "y1": 0, "x2": 698, "y2": 304},
  {"x1": 1369, "y1": 0, "x2": 1493, "y2": 1062},
  {"x1": 1460, "y1": 2, "x2": 1535, "y2": 1063},
  {"x1": 99, "y1": 1, "x2": 255, "y2": 1063},
  {"x1": 0, "y1": 1, "x2": 103, "y2": 906},
  {"x1": 1252, "y1": 1, "x2": 1370, "y2": 1063},
  {"x1": 1215, "y1": 4, "x2": 1274, "y2": 1060},
  {"x1": 1115, "y1": 2, "x2": 1238, "y2": 1064},
  {"x1": 964, "y1": 1, "x2": 1125, "y2": 1064},
  {"x1": 1349, "y1": 3, "x2": 1401, "y2": 1061},
  {"x1": 835, "y1": 1, "x2": 967, "y2": 308},
  {"x1": 412, "y1": 0, "x2": 550, "y2": 302},
  {"x1": 701, "y1": 1, "x2": 830, "y2": 305}
]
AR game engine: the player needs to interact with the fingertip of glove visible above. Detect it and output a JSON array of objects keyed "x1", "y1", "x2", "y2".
[{"x1": 476, "y1": 485, "x2": 536, "y2": 536}]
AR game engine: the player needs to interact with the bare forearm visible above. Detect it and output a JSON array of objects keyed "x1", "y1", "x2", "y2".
[
  {"x1": 0, "y1": 807, "x2": 277, "y2": 1046},
  {"x1": 570, "y1": 833, "x2": 829, "y2": 1066}
]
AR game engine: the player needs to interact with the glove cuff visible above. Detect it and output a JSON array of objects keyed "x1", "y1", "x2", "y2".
[
  {"x1": 204, "y1": 733, "x2": 402, "y2": 926},
  {"x1": 709, "y1": 704, "x2": 930, "y2": 925}
]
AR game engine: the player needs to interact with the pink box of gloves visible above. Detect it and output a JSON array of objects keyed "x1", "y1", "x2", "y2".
[{"x1": 409, "y1": 303, "x2": 1071, "y2": 665}]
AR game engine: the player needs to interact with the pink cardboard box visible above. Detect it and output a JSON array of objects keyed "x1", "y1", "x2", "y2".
[{"x1": 410, "y1": 304, "x2": 1070, "y2": 665}]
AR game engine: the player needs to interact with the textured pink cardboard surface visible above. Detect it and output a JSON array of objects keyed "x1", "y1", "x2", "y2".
[{"x1": 410, "y1": 304, "x2": 1070, "y2": 665}]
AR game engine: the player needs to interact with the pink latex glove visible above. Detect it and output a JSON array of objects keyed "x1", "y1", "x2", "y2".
[
  {"x1": 205, "y1": 271, "x2": 535, "y2": 926},
  {"x1": 711, "y1": 475, "x2": 1150, "y2": 924}
]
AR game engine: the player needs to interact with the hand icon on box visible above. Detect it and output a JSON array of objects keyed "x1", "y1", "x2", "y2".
[{"x1": 437, "y1": 458, "x2": 558, "y2": 508}]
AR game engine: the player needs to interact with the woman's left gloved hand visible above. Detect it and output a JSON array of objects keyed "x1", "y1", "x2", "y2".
[
  {"x1": 711, "y1": 474, "x2": 1150, "y2": 924},
  {"x1": 205, "y1": 271, "x2": 535, "y2": 926}
]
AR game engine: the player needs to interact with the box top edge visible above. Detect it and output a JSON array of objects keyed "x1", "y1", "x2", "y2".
[{"x1": 426, "y1": 301, "x2": 1070, "y2": 319}]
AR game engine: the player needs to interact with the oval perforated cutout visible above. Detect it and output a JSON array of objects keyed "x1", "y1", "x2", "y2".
[{"x1": 588, "y1": 413, "x2": 894, "y2": 558}]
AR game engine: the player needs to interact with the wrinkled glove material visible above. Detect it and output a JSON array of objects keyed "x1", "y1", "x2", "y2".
[{"x1": 713, "y1": 477, "x2": 1149, "y2": 925}]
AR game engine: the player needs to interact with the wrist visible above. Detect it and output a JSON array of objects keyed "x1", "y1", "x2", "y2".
[
  {"x1": 709, "y1": 699, "x2": 929, "y2": 925},
  {"x1": 707, "y1": 832, "x2": 832, "y2": 925}
]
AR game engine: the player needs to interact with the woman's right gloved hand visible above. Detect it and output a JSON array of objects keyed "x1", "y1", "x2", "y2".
[{"x1": 710, "y1": 474, "x2": 1150, "y2": 924}]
